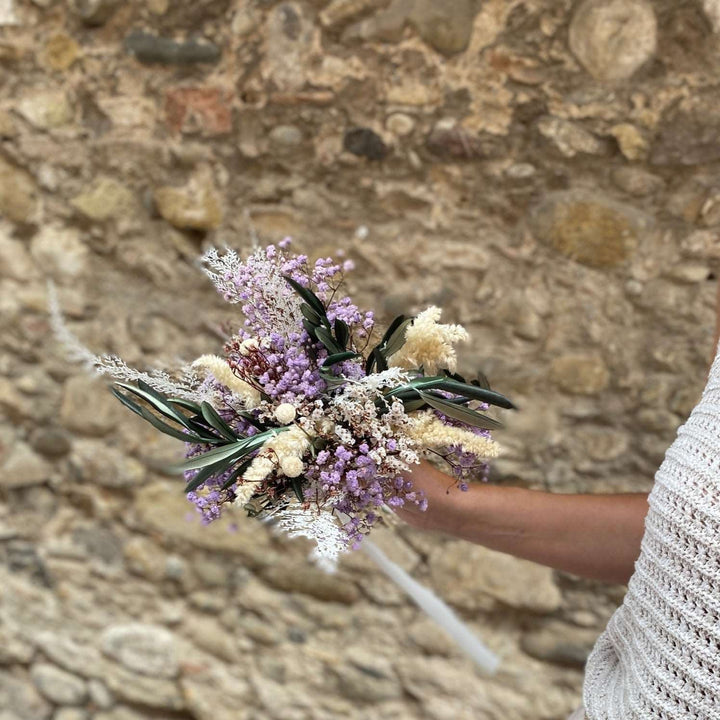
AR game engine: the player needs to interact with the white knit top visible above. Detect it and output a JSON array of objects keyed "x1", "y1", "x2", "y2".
[{"x1": 581, "y1": 341, "x2": 720, "y2": 719}]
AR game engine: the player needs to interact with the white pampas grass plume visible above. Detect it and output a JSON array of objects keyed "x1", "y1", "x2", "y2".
[
  {"x1": 406, "y1": 410, "x2": 500, "y2": 458},
  {"x1": 190, "y1": 354, "x2": 262, "y2": 409}
]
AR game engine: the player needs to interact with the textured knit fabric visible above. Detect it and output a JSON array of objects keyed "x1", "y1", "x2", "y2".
[
  {"x1": 582, "y1": 341, "x2": 720, "y2": 719},
  {"x1": 567, "y1": 708, "x2": 587, "y2": 720}
]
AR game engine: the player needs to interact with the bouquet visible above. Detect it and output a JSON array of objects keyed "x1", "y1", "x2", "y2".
[{"x1": 49, "y1": 238, "x2": 514, "y2": 565}]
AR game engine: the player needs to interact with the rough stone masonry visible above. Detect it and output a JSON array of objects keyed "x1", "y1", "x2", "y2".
[{"x1": 1, "y1": 0, "x2": 719, "y2": 718}]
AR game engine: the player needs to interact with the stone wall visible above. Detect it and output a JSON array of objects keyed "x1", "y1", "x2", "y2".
[{"x1": 1, "y1": 0, "x2": 719, "y2": 718}]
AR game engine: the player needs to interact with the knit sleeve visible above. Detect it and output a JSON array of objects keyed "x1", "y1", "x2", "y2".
[{"x1": 582, "y1": 338, "x2": 720, "y2": 720}]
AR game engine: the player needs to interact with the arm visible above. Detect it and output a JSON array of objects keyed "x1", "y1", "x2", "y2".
[{"x1": 396, "y1": 460, "x2": 649, "y2": 585}]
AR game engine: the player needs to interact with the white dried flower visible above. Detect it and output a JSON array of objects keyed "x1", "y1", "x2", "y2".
[
  {"x1": 239, "y1": 338, "x2": 259, "y2": 355},
  {"x1": 190, "y1": 354, "x2": 261, "y2": 409},
  {"x1": 242, "y1": 426, "x2": 311, "y2": 483},
  {"x1": 280, "y1": 456, "x2": 304, "y2": 477},
  {"x1": 232, "y1": 482, "x2": 257, "y2": 508},
  {"x1": 388, "y1": 306, "x2": 469, "y2": 374},
  {"x1": 274, "y1": 402, "x2": 297, "y2": 424}
]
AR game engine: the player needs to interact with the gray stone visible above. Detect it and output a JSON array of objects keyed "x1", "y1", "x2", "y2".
[
  {"x1": 16, "y1": 91, "x2": 74, "y2": 129},
  {"x1": 30, "y1": 225, "x2": 89, "y2": 283},
  {"x1": 611, "y1": 167, "x2": 664, "y2": 196},
  {"x1": 124, "y1": 30, "x2": 220, "y2": 65},
  {"x1": 636, "y1": 408, "x2": 680, "y2": 434},
  {"x1": 180, "y1": 615, "x2": 239, "y2": 663},
  {"x1": 343, "y1": 127, "x2": 388, "y2": 160},
  {"x1": 428, "y1": 540, "x2": 562, "y2": 613},
  {"x1": 0, "y1": 156, "x2": 39, "y2": 224},
  {"x1": 87, "y1": 678, "x2": 113, "y2": 709},
  {"x1": 0, "y1": 229, "x2": 39, "y2": 281},
  {"x1": 53, "y1": 709, "x2": 88, "y2": 720},
  {"x1": 69, "y1": 441, "x2": 146, "y2": 488},
  {"x1": 180, "y1": 662, "x2": 252, "y2": 720},
  {"x1": 73, "y1": 0, "x2": 118, "y2": 25},
  {"x1": 0, "y1": 0, "x2": 20, "y2": 25},
  {"x1": 53, "y1": 708, "x2": 90, "y2": 720},
  {"x1": 651, "y1": 108, "x2": 720, "y2": 166},
  {"x1": 333, "y1": 649, "x2": 402, "y2": 702},
  {"x1": 0, "y1": 442, "x2": 53, "y2": 488},
  {"x1": 268, "y1": 124, "x2": 303, "y2": 148},
  {"x1": 30, "y1": 427, "x2": 72, "y2": 458},
  {"x1": 537, "y1": 116, "x2": 609, "y2": 157},
  {"x1": 59, "y1": 376, "x2": 125, "y2": 437},
  {"x1": 123, "y1": 536, "x2": 167, "y2": 581},
  {"x1": 100, "y1": 624, "x2": 179, "y2": 679},
  {"x1": 569, "y1": 0, "x2": 657, "y2": 81},
  {"x1": 409, "y1": 0, "x2": 476, "y2": 55},
  {"x1": 35, "y1": 634, "x2": 105, "y2": 679},
  {"x1": 100, "y1": 664, "x2": 185, "y2": 711},
  {"x1": 703, "y1": 0, "x2": 720, "y2": 31},
  {"x1": 0, "y1": 628, "x2": 35, "y2": 665},
  {"x1": 577, "y1": 427, "x2": 629, "y2": 462},
  {"x1": 342, "y1": 0, "x2": 414, "y2": 43},
  {"x1": 0, "y1": 671, "x2": 52, "y2": 720},
  {"x1": 521, "y1": 621, "x2": 599, "y2": 667},
  {"x1": 93, "y1": 709, "x2": 149, "y2": 720},
  {"x1": 72, "y1": 526, "x2": 123, "y2": 565},
  {"x1": 259, "y1": 559, "x2": 359, "y2": 604},
  {"x1": 30, "y1": 663, "x2": 88, "y2": 705},
  {"x1": 319, "y1": 0, "x2": 388, "y2": 28}
]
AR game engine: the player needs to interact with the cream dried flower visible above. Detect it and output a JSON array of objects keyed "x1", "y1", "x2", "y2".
[
  {"x1": 280, "y1": 456, "x2": 304, "y2": 477},
  {"x1": 232, "y1": 481, "x2": 258, "y2": 508},
  {"x1": 274, "y1": 402, "x2": 297, "y2": 424},
  {"x1": 190, "y1": 354, "x2": 262, "y2": 409},
  {"x1": 242, "y1": 425, "x2": 311, "y2": 483},
  {"x1": 387, "y1": 306, "x2": 469, "y2": 374},
  {"x1": 406, "y1": 410, "x2": 500, "y2": 458}
]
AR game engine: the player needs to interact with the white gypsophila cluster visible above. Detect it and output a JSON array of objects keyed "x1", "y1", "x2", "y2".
[
  {"x1": 46, "y1": 279, "x2": 212, "y2": 402},
  {"x1": 199, "y1": 246, "x2": 304, "y2": 340},
  {"x1": 406, "y1": 409, "x2": 501, "y2": 458},
  {"x1": 190, "y1": 354, "x2": 262, "y2": 409},
  {"x1": 242, "y1": 425, "x2": 310, "y2": 483},
  {"x1": 388, "y1": 305, "x2": 469, "y2": 375},
  {"x1": 269, "y1": 503, "x2": 349, "y2": 566},
  {"x1": 327, "y1": 380, "x2": 420, "y2": 473},
  {"x1": 356, "y1": 367, "x2": 413, "y2": 392}
]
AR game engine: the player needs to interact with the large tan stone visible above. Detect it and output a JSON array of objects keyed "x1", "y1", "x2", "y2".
[
  {"x1": 569, "y1": 0, "x2": 657, "y2": 81},
  {"x1": 0, "y1": 156, "x2": 39, "y2": 223},
  {"x1": 70, "y1": 177, "x2": 136, "y2": 221},
  {"x1": 551, "y1": 354, "x2": 610, "y2": 395},
  {"x1": 428, "y1": 540, "x2": 562, "y2": 613},
  {"x1": 531, "y1": 191, "x2": 645, "y2": 268}
]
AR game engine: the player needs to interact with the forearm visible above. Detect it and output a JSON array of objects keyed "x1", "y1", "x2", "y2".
[{"x1": 399, "y1": 462, "x2": 649, "y2": 585}]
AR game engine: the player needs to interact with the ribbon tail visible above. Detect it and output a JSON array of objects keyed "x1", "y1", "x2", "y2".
[{"x1": 362, "y1": 538, "x2": 499, "y2": 675}]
